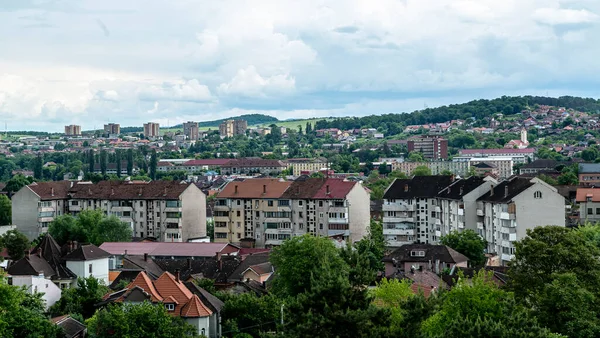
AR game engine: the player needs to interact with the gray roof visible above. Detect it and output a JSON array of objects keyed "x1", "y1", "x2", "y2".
[
  {"x1": 579, "y1": 163, "x2": 600, "y2": 173},
  {"x1": 382, "y1": 244, "x2": 469, "y2": 264},
  {"x1": 63, "y1": 244, "x2": 110, "y2": 261}
]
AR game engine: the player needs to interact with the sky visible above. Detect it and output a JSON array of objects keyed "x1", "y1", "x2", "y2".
[{"x1": 1, "y1": 0, "x2": 600, "y2": 132}]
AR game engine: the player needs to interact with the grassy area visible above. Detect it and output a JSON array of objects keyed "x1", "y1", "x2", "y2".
[{"x1": 159, "y1": 117, "x2": 331, "y2": 135}]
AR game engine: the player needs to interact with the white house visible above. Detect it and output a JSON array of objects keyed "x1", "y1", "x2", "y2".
[{"x1": 63, "y1": 244, "x2": 111, "y2": 286}]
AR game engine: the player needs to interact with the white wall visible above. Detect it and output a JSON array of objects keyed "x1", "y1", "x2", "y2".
[
  {"x1": 347, "y1": 183, "x2": 370, "y2": 244},
  {"x1": 514, "y1": 181, "x2": 566, "y2": 239},
  {"x1": 181, "y1": 184, "x2": 207, "y2": 241},
  {"x1": 11, "y1": 187, "x2": 41, "y2": 241},
  {"x1": 10, "y1": 275, "x2": 62, "y2": 309},
  {"x1": 66, "y1": 258, "x2": 110, "y2": 286},
  {"x1": 185, "y1": 316, "x2": 211, "y2": 337}
]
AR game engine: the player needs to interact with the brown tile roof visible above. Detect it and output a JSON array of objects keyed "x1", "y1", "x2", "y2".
[
  {"x1": 27, "y1": 181, "x2": 73, "y2": 200},
  {"x1": 183, "y1": 159, "x2": 232, "y2": 166},
  {"x1": 280, "y1": 177, "x2": 328, "y2": 199},
  {"x1": 69, "y1": 180, "x2": 192, "y2": 200},
  {"x1": 217, "y1": 178, "x2": 291, "y2": 199},
  {"x1": 312, "y1": 178, "x2": 357, "y2": 199},
  {"x1": 121, "y1": 271, "x2": 163, "y2": 302},
  {"x1": 180, "y1": 294, "x2": 212, "y2": 317},
  {"x1": 245, "y1": 262, "x2": 273, "y2": 276}
]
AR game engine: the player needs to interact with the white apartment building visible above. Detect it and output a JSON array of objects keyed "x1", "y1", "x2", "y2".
[
  {"x1": 476, "y1": 177, "x2": 566, "y2": 264},
  {"x1": 214, "y1": 177, "x2": 370, "y2": 247},
  {"x1": 12, "y1": 181, "x2": 207, "y2": 242},
  {"x1": 382, "y1": 176, "x2": 454, "y2": 248},
  {"x1": 468, "y1": 157, "x2": 515, "y2": 179}
]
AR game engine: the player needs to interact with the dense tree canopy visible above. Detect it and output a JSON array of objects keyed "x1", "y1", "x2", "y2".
[
  {"x1": 440, "y1": 230, "x2": 487, "y2": 267},
  {"x1": 49, "y1": 277, "x2": 110, "y2": 319},
  {"x1": 1, "y1": 229, "x2": 30, "y2": 261},
  {"x1": 49, "y1": 209, "x2": 132, "y2": 246}
]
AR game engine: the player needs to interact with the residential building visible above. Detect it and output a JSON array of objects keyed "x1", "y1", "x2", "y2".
[
  {"x1": 180, "y1": 159, "x2": 232, "y2": 173},
  {"x1": 469, "y1": 157, "x2": 514, "y2": 179},
  {"x1": 143, "y1": 122, "x2": 160, "y2": 138},
  {"x1": 64, "y1": 125, "x2": 81, "y2": 136},
  {"x1": 92, "y1": 161, "x2": 135, "y2": 175},
  {"x1": 51, "y1": 315, "x2": 87, "y2": 338},
  {"x1": 102, "y1": 271, "x2": 220, "y2": 337},
  {"x1": 63, "y1": 244, "x2": 111, "y2": 285},
  {"x1": 219, "y1": 120, "x2": 247, "y2": 138},
  {"x1": 214, "y1": 177, "x2": 370, "y2": 247},
  {"x1": 382, "y1": 244, "x2": 469, "y2": 277},
  {"x1": 382, "y1": 176, "x2": 454, "y2": 248},
  {"x1": 476, "y1": 177, "x2": 566, "y2": 264},
  {"x1": 12, "y1": 180, "x2": 207, "y2": 242},
  {"x1": 183, "y1": 121, "x2": 200, "y2": 141},
  {"x1": 286, "y1": 157, "x2": 328, "y2": 174},
  {"x1": 390, "y1": 161, "x2": 469, "y2": 177},
  {"x1": 471, "y1": 162, "x2": 499, "y2": 178},
  {"x1": 220, "y1": 158, "x2": 287, "y2": 175},
  {"x1": 576, "y1": 188, "x2": 600, "y2": 224},
  {"x1": 407, "y1": 136, "x2": 448, "y2": 160},
  {"x1": 504, "y1": 128, "x2": 530, "y2": 149},
  {"x1": 458, "y1": 148, "x2": 535, "y2": 162},
  {"x1": 579, "y1": 163, "x2": 600, "y2": 187},
  {"x1": 104, "y1": 123, "x2": 121, "y2": 136},
  {"x1": 519, "y1": 159, "x2": 561, "y2": 175}
]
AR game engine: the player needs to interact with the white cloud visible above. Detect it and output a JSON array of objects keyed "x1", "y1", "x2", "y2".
[
  {"x1": 137, "y1": 79, "x2": 213, "y2": 102},
  {"x1": 217, "y1": 66, "x2": 296, "y2": 97},
  {"x1": 533, "y1": 7, "x2": 598, "y2": 25}
]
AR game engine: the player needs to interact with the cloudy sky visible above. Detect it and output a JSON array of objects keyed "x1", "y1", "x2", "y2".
[{"x1": 1, "y1": 0, "x2": 599, "y2": 131}]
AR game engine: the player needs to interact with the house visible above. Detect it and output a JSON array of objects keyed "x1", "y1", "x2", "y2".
[
  {"x1": 102, "y1": 271, "x2": 220, "y2": 337},
  {"x1": 241, "y1": 262, "x2": 274, "y2": 283},
  {"x1": 382, "y1": 176, "x2": 455, "y2": 248},
  {"x1": 576, "y1": 188, "x2": 600, "y2": 224},
  {"x1": 382, "y1": 244, "x2": 469, "y2": 277},
  {"x1": 476, "y1": 177, "x2": 566, "y2": 264},
  {"x1": 579, "y1": 163, "x2": 600, "y2": 187},
  {"x1": 63, "y1": 244, "x2": 111, "y2": 285},
  {"x1": 51, "y1": 315, "x2": 87, "y2": 338},
  {"x1": 471, "y1": 162, "x2": 499, "y2": 178},
  {"x1": 519, "y1": 159, "x2": 561, "y2": 175}
]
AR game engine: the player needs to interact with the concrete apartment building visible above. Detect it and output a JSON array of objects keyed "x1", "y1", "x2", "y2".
[
  {"x1": 390, "y1": 161, "x2": 469, "y2": 177},
  {"x1": 407, "y1": 136, "x2": 448, "y2": 160},
  {"x1": 64, "y1": 125, "x2": 81, "y2": 136},
  {"x1": 457, "y1": 148, "x2": 535, "y2": 163},
  {"x1": 183, "y1": 121, "x2": 200, "y2": 141},
  {"x1": 576, "y1": 188, "x2": 600, "y2": 224},
  {"x1": 220, "y1": 158, "x2": 287, "y2": 176},
  {"x1": 213, "y1": 178, "x2": 370, "y2": 247},
  {"x1": 579, "y1": 163, "x2": 600, "y2": 187},
  {"x1": 469, "y1": 157, "x2": 514, "y2": 179},
  {"x1": 12, "y1": 181, "x2": 206, "y2": 242},
  {"x1": 476, "y1": 177, "x2": 565, "y2": 264},
  {"x1": 104, "y1": 123, "x2": 121, "y2": 136},
  {"x1": 286, "y1": 158, "x2": 328, "y2": 174},
  {"x1": 219, "y1": 120, "x2": 247, "y2": 138},
  {"x1": 143, "y1": 122, "x2": 160, "y2": 139},
  {"x1": 382, "y1": 176, "x2": 454, "y2": 248}
]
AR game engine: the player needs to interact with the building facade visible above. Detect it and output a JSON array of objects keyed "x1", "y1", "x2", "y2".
[
  {"x1": 213, "y1": 178, "x2": 370, "y2": 247},
  {"x1": 458, "y1": 148, "x2": 535, "y2": 162},
  {"x1": 390, "y1": 161, "x2": 469, "y2": 177},
  {"x1": 219, "y1": 120, "x2": 247, "y2": 138},
  {"x1": 576, "y1": 188, "x2": 600, "y2": 224},
  {"x1": 286, "y1": 158, "x2": 328, "y2": 174},
  {"x1": 104, "y1": 123, "x2": 121, "y2": 136},
  {"x1": 12, "y1": 181, "x2": 206, "y2": 242},
  {"x1": 579, "y1": 163, "x2": 600, "y2": 187},
  {"x1": 143, "y1": 122, "x2": 160, "y2": 138},
  {"x1": 407, "y1": 136, "x2": 448, "y2": 160},
  {"x1": 183, "y1": 121, "x2": 200, "y2": 141},
  {"x1": 469, "y1": 157, "x2": 514, "y2": 179},
  {"x1": 64, "y1": 125, "x2": 81, "y2": 136},
  {"x1": 220, "y1": 158, "x2": 287, "y2": 176}
]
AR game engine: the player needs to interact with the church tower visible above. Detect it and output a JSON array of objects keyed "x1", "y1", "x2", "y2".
[{"x1": 520, "y1": 128, "x2": 528, "y2": 144}]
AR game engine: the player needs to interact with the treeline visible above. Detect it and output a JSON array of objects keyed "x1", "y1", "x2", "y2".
[{"x1": 315, "y1": 95, "x2": 600, "y2": 131}]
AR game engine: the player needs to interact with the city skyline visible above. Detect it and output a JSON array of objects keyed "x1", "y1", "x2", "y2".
[{"x1": 1, "y1": 1, "x2": 600, "y2": 132}]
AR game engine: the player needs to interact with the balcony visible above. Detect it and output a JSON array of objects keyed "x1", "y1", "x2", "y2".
[
  {"x1": 383, "y1": 203, "x2": 415, "y2": 212},
  {"x1": 265, "y1": 239, "x2": 283, "y2": 246},
  {"x1": 165, "y1": 218, "x2": 181, "y2": 224},
  {"x1": 383, "y1": 228, "x2": 416, "y2": 236},
  {"x1": 387, "y1": 239, "x2": 414, "y2": 248},
  {"x1": 38, "y1": 217, "x2": 54, "y2": 222},
  {"x1": 458, "y1": 209, "x2": 464, "y2": 216},
  {"x1": 499, "y1": 212, "x2": 515, "y2": 220},
  {"x1": 111, "y1": 206, "x2": 133, "y2": 212},
  {"x1": 38, "y1": 206, "x2": 55, "y2": 212},
  {"x1": 477, "y1": 222, "x2": 484, "y2": 229},
  {"x1": 476, "y1": 209, "x2": 484, "y2": 216},
  {"x1": 328, "y1": 218, "x2": 349, "y2": 224},
  {"x1": 458, "y1": 221, "x2": 465, "y2": 229},
  {"x1": 434, "y1": 219, "x2": 441, "y2": 226},
  {"x1": 434, "y1": 206, "x2": 441, "y2": 213},
  {"x1": 214, "y1": 205, "x2": 230, "y2": 211},
  {"x1": 329, "y1": 206, "x2": 349, "y2": 213},
  {"x1": 328, "y1": 229, "x2": 350, "y2": 237},
  {"x1": 501, "y1": 253, "x2": 515, "y2": 262},
  {"x1": 435, "y1": 230, "x2": 441, "y2": 237}
]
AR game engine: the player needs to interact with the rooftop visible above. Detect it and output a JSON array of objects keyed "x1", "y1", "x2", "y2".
[
  {"x1": 477, "y1": 176, "x2": 535, "y2": 203},
  {"x1": 99, "y1": 242, "x2": 239, "y2": 257},
  {"x1": 217, "y1": 178, "x2": 292, "y2": 199},
  {"x1": 382, "y1": 244, "x2": 469, "y2": 264},
  {"x1": 576, "y1": 188, "x2": 600, "y2": 202},
  {"x1": 383, "y1": 176, "x2": 454, "y2": 199}
]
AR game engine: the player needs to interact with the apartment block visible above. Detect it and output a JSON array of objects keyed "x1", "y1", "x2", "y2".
[
  {"x1": 382, "y1": 176, "x2": 454, "y2": 248},
  {"x1": 286, "y1": 158, "x2": 328, "y2": 175},
  {"x1": 104, "y1": 123, "x2": 121, "y2": 136},
  {"x1": 576, "y1": 188, "x2": 600, "y2": 224},
  {"x1": 476, "y1": 177, "x2": 565, "y2": 264},
  {"x1": 220, "y1": 158, "x2": 287, "y2": 176},
  {"x1": 64, "y1": 125, "x2": 81, "y2": 136},
  {"x1": 213, "y1": 177, "x2": 370, "y2": 247},
  {"x1": 469, "y1": 157, "x2": 514, "y2": 179},
  {"x1": 12, "y1": 181, "x2": 206, "y2": 242},
  {"x1": 390, "y1": 161, "x2": 468, "y2": 177},
  {"x1": 219, "y1": 120, "x2": 247, "y2": 138},
  {"x1": 143, "y1": 122, "x2": 160, "y2": 139},
  {"x1": 183, "y1": 121, "x2": 200, "y2": 141},
  {"x1": 407, "y1": 136, "x2": 448, "y2": 160},
  {"x1": 458, "y1": 148, "x2": 535, "y2": 163},
  {"x1": 579, "y1": 163, "x2": 600, "y2": 187}
]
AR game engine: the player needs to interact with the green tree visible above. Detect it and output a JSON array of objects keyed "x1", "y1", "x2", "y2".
[
  {"x1": 88, "y1": 149, "x2": 95, "y2": 173},
  {"x1": 1, "y1": 229, "x2": 30, "y2": 260},
  {"x1": 378, "y1": 162, "x2": 390, "y2": 175},
  {"x1": 115, "y1": 149, "x2": 122, "y2": 178},
  {"x1": 100, "y1": 149, "x2": 107, "y2": 176},
  {"x1": 370, "y1": 278, "x2": 413, "y2": 333},
  {"x1": 408, "y1": 151, "x2": 425, "y2": 162},
  {"x1": 0, "y1": 195, "x2": 11, "y2": 225},
  {"x1": 221, "y1": 293, "x2": 281, "y2": 337},
  {"x1": 351, "y1": 220, "x2": 386, "y2": 274},
  {"x1": 49, "y1": 277, "x2": 109, "y2": 319},
  {"x1": 127, "y1": 149, "x2": 134, "y2": 176},
  {"x1": 149, "y1": 149, "x2": 157, "y2": 180},
  {"x1": 4, "y1": 174, "x2": 32, "y2": 195},
  {"x1": 49, "y1": 210, "x2": 132, "y2": 246},
  {"x1": 0, "y1": 276, "x2": 63, "y2": 338},
  {"x1": 412, "y1": 165, "x2": 431, "y2": 176},
  {"x1": 86, "y1": 301, "x2": 198, "y2": 338},
  {"x1": 557, "y1": 172, "x2": 578, "y2": 185},
  {"x1": 33, "y1": 154, "x2": 43, "y2": 179},
  {"x1": 440, "y1": 230, "x2": 487, "y2": 267}
]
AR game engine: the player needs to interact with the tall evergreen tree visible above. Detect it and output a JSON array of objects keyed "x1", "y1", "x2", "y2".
[
  {"x1": 115, "y1": 149, "x2": 122, "y2": 177},
  {"x1": 126, "y1": 149, "x2": 134, "y2": 176},
  {"x1": 33, "y1": 154, "x2": 43, "y2": 179},
  {"x1": 100, "y1": 149, "x2": 107, "y2": 176},
  {"x1": 88, "y1": 149, "x2": 95, "y2": 173},
  {"x1": 149, "y1": 149, "x2": 157, "y2": 180}
]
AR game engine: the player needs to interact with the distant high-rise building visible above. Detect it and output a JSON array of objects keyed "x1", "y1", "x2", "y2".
[
  {"x1": 143, "y1": 122, "x2": 160, "y2": 138},
  {"x1": 407, "y1": 135, "x2": 448, "y2": 160},
  {"x1": 64, "y1": 125, "x2": 81, "y2": 136},
  {"x1": 183, "y1": 121, "x2": 199, "y2": 141},
  {"x1": 104, "y1": 123, "x2": 121, "y2": 136},
  {"x1": 219, "y1": 119, "x2": 247, "y2": 138}
]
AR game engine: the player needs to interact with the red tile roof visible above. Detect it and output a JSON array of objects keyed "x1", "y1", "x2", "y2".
[
  {"x1": 122, "y1": 271, "x2": 163, "y2": 302},
  {"x1": 69, "y1": 180, "x2": 193, "y2": 200},
  {"x1": 217, "y1": 178, "x2": 292, "y2": 199},
  {"x1": 576, "y1": 188, "x2": 600, "y2": 202},
  {"x1": 183, "y1": 159, "x2": 232, "y2": 166},
  {"x1": 312, "y1": 178, "x2": 357, "y2": 199},
  {"x1": 27, "y1": 181, "x2": 73, "y2": 200},
  {"x1": 181, "y1": 294, "x2": 213, "y2": 317}
]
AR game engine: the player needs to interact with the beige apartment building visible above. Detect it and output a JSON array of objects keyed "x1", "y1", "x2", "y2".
[
  {"x1": 143, "y1": 122, "x2": 160, "y2": 138},
  {"x1": 390, "y1": 161, "x2": 469, "y2": 177},
  {"x1": 12, "y1": 181, "x2": 206, "y2": 242},
  {"x1": 183, "y1": 121, "x2": 199, "y2": 141},
  {"x1": 286, "y1": 158, "x2": 328, "y2": 174},
  {"x1": 64, "y1": 125, "x2": 81, "y2": 136},
  {"x1": 104, "y1": 123, "x2": 121, "y2": 136},
  {"x1": 213, "y1": 177, "x2": 370, "y2": 247},
  {"x1": 219, "y1": 120, "x2": 247, "y2": 138}
]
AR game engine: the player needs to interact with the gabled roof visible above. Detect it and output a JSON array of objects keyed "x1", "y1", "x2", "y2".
[
  {"x1": 437, "y1": 176, "x2": 487, "y2": 200},
  {"x1": 120, "y1": 271, "x2": 163, "y2": 302},
  {"x1": 184, "y1": 282, "x2": 225, "y2": 313},
  {"x1": 312, "y1": 178, "x2": 357, "y2": 199},
  {"x1": 69, "y1": 180, "x2": 193, "y2": 200},
  {"x1": 280, "y1": 177, "x2": 327, "y2": 199},
  {"x1": 217, "y1": 179, "x2": 292, "y2": 199},
  {"x1": 27, "y1": 181, "x2": 73, "y2": 200},
  {"x1": 7, "y1": 254, "x2": 56, "y2": 277},
  {"x1": 243, "y1": 262, "x2": 273, "y2": 276},
  {"x1": 63, "y1": 244, "x2": 110, "y2": 261},
  {"x1": 183, "y1": 159, "x2": 232, "y2": 166},
  {"x1": 382, "y1": 244, "x2": 468, "y2": 264},
  {"x1": 228, "y1": 252, "x2": 270, "y2": 282},
  {"x1": 122, "y1": 255, "x2": 165, "y2": 279},
  {"x1": 472, "y1": 162, "x2": 496, "y2": 169},
  {"x1": 576, "y1": 188, "x2": 600, "y2": 202},
  {"x1": 477, "y1": 176, "x2": 535, "y2": 203},
  {"x1": 180, "y1": 294, "x2": 213, "y2": 317},
  {"x1": 579, "y1": 163, "x2": 600, "y2": 174},
  {"x1": 384, "y1": 176, "x2": 454, "y2": 199},
  {"x1": 99, "y1": 242, "x2": 239, "y2": 257},
  {"x1": 221, "y1": 158, "x2": 286, "y2": 168},
  {"x1": 520, "y1": 159, "x2": 559, "y2": 169},
  {"x1": 154, "y1": 255, "x2": 240, "y2": 283},
  {"x1": 51, "y1": 315, "x2": 87, "y2": 338}
]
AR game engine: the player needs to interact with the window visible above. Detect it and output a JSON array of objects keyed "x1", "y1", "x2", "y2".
[
  {"x1": 597, "y1": 208, "x2": 600, "y2": 215},
  {"x1": 319, "y1": 223, "x2": 323, "y2": 230},
  {"x1": 255, "y1": 211, "x2": 260, "y2": 217},
  {"x1": 237, "y1": 200, "x2": 241, "y2": 206},
  {"x1": 215, "y1": 232, "x2": 227, "y2": 239},
  {"x1": 166, "y1": 200, "x2": 181, "y2": 208},
  {"x1": 298, "y1": 201, "x2": 303, "y2": 206},
  {"x1": 268, "y1": 200, "x2": 274, "y2": 207},
  {"x1": 410, "y1": 250, "x2": 426, "y2": 257},
  {"x1": 589, "y1": 208, "x2": 594, "y2": 215},
  {"x1": 319, "y1": 201, "x2": 323, "y2": 207},
  {"x1": 533, "y1": 191, "x2": 542, "y2": 199},
  {"x1": 237, "y1": 210, "x2": 241, "y2": 217},
  {"x1": 165, "y1": 303, "x2": 175, "y2": 311},
  {"x1": 237, "y1": 222, "x2": 241, "y2": 228},
  {"x1": 166, "y1": 212, "x2": 181, "y2": 218},
  {"x1": 266, "y1": 223, "x2": 278, "y2": 229},
  {"x1": 299, "y1": 223, "x2": 304, "y2": 229},
  {"x1": 237, "y1": 233, "x2": 241, "y2": 239},
  {"x1": 278, "y1": 200, "x2": 290, "y2": 206},
  {"x1": 299, "y1": 211, "x2": 303, "y2": 218},
  {"x1": 89, "y1": 264, "x2": 93, "y2": 274}
]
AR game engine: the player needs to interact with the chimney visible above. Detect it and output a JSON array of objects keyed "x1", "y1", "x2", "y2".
[
  {"x1": 234, "y1": 185, "x2": 238, "y2": 194},
  {"x1": 163, "y1": 187, "x2": 167, "y2": 196},
  {"x1": 88, "y1": 188, "x2": 92, "y2": 195},
  {"x1": 326, "y1": 185, "x2": 330, "y2": 195},
  {"x1": 144, "y1": 253, "x2": 148, "y2": 261},
  {"x1": 111, "y1": 188, "x2": 114, "y2": 195},
  {"x1": 216, "y1": 251, "x2": 222, "y2": 270},
  {"x1": 459, "y1": 187, "x2": 464, "y2": 195},
  {"x1": 504, "y1": 185, "x2": 509, "y2": 198},
  {"x1": 174, "y1": 269, "x2": 180, "y2": 282},
  {"x1": 51, "y1": 187, "x2": 54, "y2": 197},
  {"x1": 263, "y1": 185, "x2": 266, "y2": 194},
  {"x1": 124, "y1": 249, "x2": 128, "y2": 257}
]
